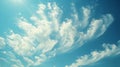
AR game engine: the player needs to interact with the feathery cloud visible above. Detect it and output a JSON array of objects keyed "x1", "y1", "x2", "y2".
[
  {"x1": 65, "y1": 41, "x2": 120, "y2": 67},
  {"x1": 0, "y1": 2, "x2": 114, "y2": 67}
]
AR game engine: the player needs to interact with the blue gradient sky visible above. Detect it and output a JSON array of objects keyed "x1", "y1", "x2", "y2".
[{"x1": 0, "y1": 0, "x2": 120, "y2": 67}]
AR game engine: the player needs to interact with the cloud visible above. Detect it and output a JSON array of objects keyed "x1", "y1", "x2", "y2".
[
  {"x1": 71, "y1": 4, "x2": 113, "y2": 47},
  {"x1": 1, "y1": 2, "x2": 114, "y2": 67},
  {"x1": 0, "y1": 37, "x2": 5, "y2": 49},
  {"x1": 57, "y1": 19, "x2": 76, "y2": 53},
  {"x1": 7, "y1": 31, "x2": 35, "y2": 56},
  {"x1": 81, "y1": 14, "x2": 113, "y2": 38},
  {"x1": 65, "y1": 41, "x2": 120, "y2": 67},
  {"x1": 0, "y1": 51, "x2": 24, "y2": 67}
]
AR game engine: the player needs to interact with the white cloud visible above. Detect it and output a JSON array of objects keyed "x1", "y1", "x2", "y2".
[
  {"x1": 0, "y1": 37, "x2": 5, "y2": 49},
  {"x1": 37, "y1": 38, "x2": 57, "y2": 54},
  {"x1": 6, "y1": 3, "x2": 62, "y2": 66},
  {"x1": 81, "y1": 7, "x2": 91, "y2": 28},
  {"x1": 57, "y1": 19, "x2": 76, "y2": 53},
  {"x1": 66, "y1": 41, "x2": 120, "y2": 67},
  {"x1": 7, "y1": 31, "x2": 35, "y2": 56},
  {"x1": 1, "y1": 51, "x2": 24, "y2": 67},
  {"x1": 77, "y1": 14, "x2": 113, "y2": 46},
  {"x1": 2, "y1": 2, "x2": 114, "y2": 67}
]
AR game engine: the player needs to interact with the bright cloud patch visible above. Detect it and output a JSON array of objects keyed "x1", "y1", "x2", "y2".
[
  {"x1": 0, "y1": 2, "x2": 114, "y2": 67},
  {"x1": 9, "y1": 0, "x2": 25, "y2": 5}
]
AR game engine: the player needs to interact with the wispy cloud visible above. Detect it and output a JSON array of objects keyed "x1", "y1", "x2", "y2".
[
  {"x1": 65, "y1": 41, "x2": 120, "y2": 67},
  {"x1": 0, "y1": 2, "x2": 114, "y2": 67},
  {"x1": 0, "y1": 51, "x2": 24, "y2": 67},
  {"x1": 0, "y1": 37, "x2": 5, "y2": 49}
]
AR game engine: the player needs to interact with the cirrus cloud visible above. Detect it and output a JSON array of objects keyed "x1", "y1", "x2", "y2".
[
  {"x1": 0, "y1": 2, "x2": 114, "y2": 67},
  {"x1": 65, "y1": 40, "x2": 120, "y2": 67}
]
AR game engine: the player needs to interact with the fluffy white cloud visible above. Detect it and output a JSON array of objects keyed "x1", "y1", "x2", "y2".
[
  {"x1": 2, "y1": 2, "x2": 114, "y2": 67},
  {"x1": 7, "y1": 31, "x2": 35, "y2": 56},
  {"x1": 66, "y1": 41, "x2": 120, "y2": 67}
]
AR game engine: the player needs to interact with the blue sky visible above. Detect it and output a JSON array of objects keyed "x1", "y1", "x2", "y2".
[{"x1": 0, "y1": 0, "x2": 120, "y2": 67}]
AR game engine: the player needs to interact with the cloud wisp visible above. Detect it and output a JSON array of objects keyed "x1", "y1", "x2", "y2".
[
  {"x1": 0, "y1": 37, "x2": 6, "y2": 49},
  {"x1": 65, "y1": 41, "x2": 120, "y2": 67}
]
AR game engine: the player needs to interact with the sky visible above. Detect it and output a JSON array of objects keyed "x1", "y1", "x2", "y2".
[{"x1": 0, "y1": 0, "x2": 120, "y2": 67}]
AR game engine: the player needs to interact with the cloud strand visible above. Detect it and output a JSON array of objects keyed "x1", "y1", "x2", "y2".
[{"x1": 65, "y1": 41, "x2": 120, "y2": 67}]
